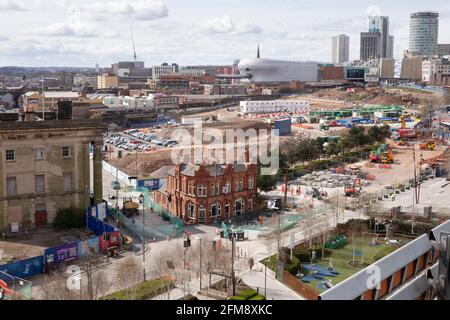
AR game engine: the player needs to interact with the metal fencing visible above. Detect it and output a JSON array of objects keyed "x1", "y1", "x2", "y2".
[{"x1": 0, "y1": 271, "x2": 33, "y2": 300}]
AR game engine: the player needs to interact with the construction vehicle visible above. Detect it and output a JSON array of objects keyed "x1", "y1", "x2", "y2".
[
  {"x1": 381, "y1": 150, "x2": 394, "y2": 164},
  {"x1": 122, "y1": 197, "x2": 140, "y2": 218},
  {"x1": 312, "y1": 188, "x2": 328, "y2": 200},
  {"x1": 419, "y1": 141, "x2": 436, "y2": 151},
  {"x1": 345, "y1": 178, "x2": 362, "y2": 197},
  {"x1": 369, "y1": 144, "x2": 387, "y2": 163}
]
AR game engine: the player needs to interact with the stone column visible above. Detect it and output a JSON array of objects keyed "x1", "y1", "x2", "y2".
[{"x1": 93, "y1": 140, "x2": 103, "y2": 205}]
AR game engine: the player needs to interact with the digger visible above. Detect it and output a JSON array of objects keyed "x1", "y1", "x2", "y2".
[
  {"x1": 419, "y1": 141, "x2": 436, "y2": 151},
  {"x1": 345, "y1": 178, "x2": 362, "y2": 197}
]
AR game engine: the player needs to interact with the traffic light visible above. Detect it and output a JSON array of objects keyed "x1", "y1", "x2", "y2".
[{"x1": 184, "y1": 237, "x2": 191, "y2": 248}]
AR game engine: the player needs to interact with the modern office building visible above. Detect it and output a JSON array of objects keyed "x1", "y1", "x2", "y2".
[
  {"x1": 360, "y1": 32, "x2": 382, "y2": 61},
  {"x1": 332, "y1": 34, "x2": 350, "y2": 64},
  {"x1": 152, "y1": 64, "x2": 179, "y2": 80},
  {"x1": 387, "y1": 35, "x2": 395, "y2": 59},
  {"x1": 0, "y1": 118, "x2": 105, "y2": 233},
  {"x1": 437, "y1": 44, "x2": 450, "y2": 56},
  {"x1": 369, "y1": 16, "x2": 391, "y2": 58},
  {"x1": 409, "y1": 12, "x2": 439, "y2": 56}
]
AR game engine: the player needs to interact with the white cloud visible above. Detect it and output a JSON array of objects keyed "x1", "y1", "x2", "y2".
[
  {"x1": 0, "y1": 0, "x2": 26, "y2": 11},
  {"x1": 201, "y1": 16, "x2": 263, "y2": 35},
  {"x1": 39, "y1": 22, "x2": 97, "y2": 37},
  {"x1": 90, "y1": 0, "x2": 168, "y2": 21}
]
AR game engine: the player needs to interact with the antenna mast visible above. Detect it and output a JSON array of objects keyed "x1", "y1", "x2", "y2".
[{"x1": 130, "y1": 26, "x2": 137, "y2": 62}]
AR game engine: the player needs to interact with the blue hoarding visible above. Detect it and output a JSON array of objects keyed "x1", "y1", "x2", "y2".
[
  {"x1": 0, "y1": 256, "x2": 44, "y2": 280},
  {"x1": 137, "y1": 179, "x2": 160, "y2": 191}
]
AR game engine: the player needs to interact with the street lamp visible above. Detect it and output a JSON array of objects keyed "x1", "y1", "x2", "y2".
[{"x1": 194, "y1": 237, "x2": 202, "y2": 290}]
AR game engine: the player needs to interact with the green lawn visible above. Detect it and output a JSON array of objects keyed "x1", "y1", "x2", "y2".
[{"x1": 303, "y1": 235, "x2": 413, "y2": 293}]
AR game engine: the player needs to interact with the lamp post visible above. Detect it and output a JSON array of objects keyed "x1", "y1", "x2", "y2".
[
  {"x1": 142, "y1": 194, "x2": 146, "y2": 282},
  {"x1": 85, "y1": 184, "x2": 89, "y2": 231},
  {"x1": 194, "y1": 237, "x2": 202, "y2": 290}
]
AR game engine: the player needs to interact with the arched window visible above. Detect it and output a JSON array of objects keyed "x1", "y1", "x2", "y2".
[
  {"x1": 210, "y1": 203, "x2": 221, "y2": 218},
  {"x1": 234, "y1": 198, "x2": 244, "y2": 216}
]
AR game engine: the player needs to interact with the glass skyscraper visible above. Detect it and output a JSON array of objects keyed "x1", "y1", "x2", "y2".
[{"x1": 409, "y1": 12, "x2": 439, "y2": 56}]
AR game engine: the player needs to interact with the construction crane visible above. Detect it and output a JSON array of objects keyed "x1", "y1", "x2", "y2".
[{"x1": 130, "y1": 26, "x2": 137, "y2": 62}]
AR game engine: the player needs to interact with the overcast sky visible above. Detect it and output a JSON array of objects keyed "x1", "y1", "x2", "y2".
[{"x1": 0, "y1": 0, "x2": 449, "y2": 67}]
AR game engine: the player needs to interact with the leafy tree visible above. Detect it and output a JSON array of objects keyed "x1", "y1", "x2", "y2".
[{"x1": 368, "y1": 125, "x2": 391, "y2": 143}]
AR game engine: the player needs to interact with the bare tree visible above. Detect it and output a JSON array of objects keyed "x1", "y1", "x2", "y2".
[
  {"x1": 39, "y1": 275, "x2": 80, "y2": 300},
  {"x1": 115, "y1": 257, "x2": 144, "y2": 300}
]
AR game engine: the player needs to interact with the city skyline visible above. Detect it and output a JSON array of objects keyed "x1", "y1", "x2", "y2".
[{"x1": 0, "y1": 0, "x2": 450, "y2": 67}]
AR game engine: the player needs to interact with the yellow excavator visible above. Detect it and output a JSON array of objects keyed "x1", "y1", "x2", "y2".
[{"x1": 381, "y1": 151, "x2": 394, "y2": 164}]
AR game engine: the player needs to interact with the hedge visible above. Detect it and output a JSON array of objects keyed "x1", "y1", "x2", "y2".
[
  {"x1": 249, "y1": 294, "x2": 266, "y2": 300},
  {"x1": 102, "y1": 279, "x2": 174, "y2": 300},
  {"x1": 285, "y1": 256, "x2": 301, "y2": 275},
  {"x1": 230, "y1": 289, "x2": 266, "y2": 301}
]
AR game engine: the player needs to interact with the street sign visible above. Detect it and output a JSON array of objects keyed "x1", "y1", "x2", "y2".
[{"x1": 137, "y1": 179, "x2": 160, "y2": 191}]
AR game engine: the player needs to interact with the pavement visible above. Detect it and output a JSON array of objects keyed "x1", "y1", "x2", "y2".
[
  {"x1": 29, "y1": 168, "x2": 366, "y2": 300},
  {"x1": 382, "y1": 177, "x2": 450, "y2": 211}
]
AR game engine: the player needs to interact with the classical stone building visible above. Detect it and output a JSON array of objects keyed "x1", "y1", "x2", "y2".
[
  {"x1": 0, "y1": 119, "x2": 105, "y2": 233},
  {"x1": 153, "y1": 163, "x2": 257, "y2": 224}
]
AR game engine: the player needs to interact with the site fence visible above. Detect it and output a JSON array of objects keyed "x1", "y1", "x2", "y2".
[
  {"x1": 0, "y1": 210, "x2": 118, "y2": 293},
  {"x1": 0, "y1": 271, "x2": 33, "y2": 300}
]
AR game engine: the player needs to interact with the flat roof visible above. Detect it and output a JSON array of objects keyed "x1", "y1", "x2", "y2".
[
  {"x1": 0, "y1": 119, "x2": 106, "y2": 131},
  {"x1": 43, "y1": 92, "x2": 79, "y2": 98}
]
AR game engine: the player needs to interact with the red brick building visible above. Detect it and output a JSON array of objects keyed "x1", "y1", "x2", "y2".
[{"x1": 153, "y1": 163, "x2": 257, "y2": 224}]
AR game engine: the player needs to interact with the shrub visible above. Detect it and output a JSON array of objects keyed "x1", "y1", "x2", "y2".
[
  {"x1": 239, "y1": 289, "x2": 258, "y2": 300},
  {"x1": 249, "y1": 294, "x2": 266, "y2": 300},
  {"x1": 294, "y1": 248, "x2": 311, "y2": 262},
  {"x1": 53, "y1": 207, "x2": 85, "y2": 230},
  {"x1": 285, "y1": 256, "x2": 301, "y2": 275},
  {"x1": 179, "y1": 294, "x2": 199, "y2": 300},
  {"x1": 102, "y1": 279, "x2": 174, "y2": 300},
  {"x1": 230, "y1": 295, "x2": 247, "y2": 300}
]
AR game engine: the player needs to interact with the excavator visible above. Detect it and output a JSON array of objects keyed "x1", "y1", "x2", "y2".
[
  {"x1": 345, "y1": 178, "x2": 362, "y2": 197},
  {"x1": 419, "y1": 140, "x2": 436, "y2": 151}
]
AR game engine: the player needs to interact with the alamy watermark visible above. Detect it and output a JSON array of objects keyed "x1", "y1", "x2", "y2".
[{"x1": 170, "y1": 118, "x2": 280, "y2": 175}]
